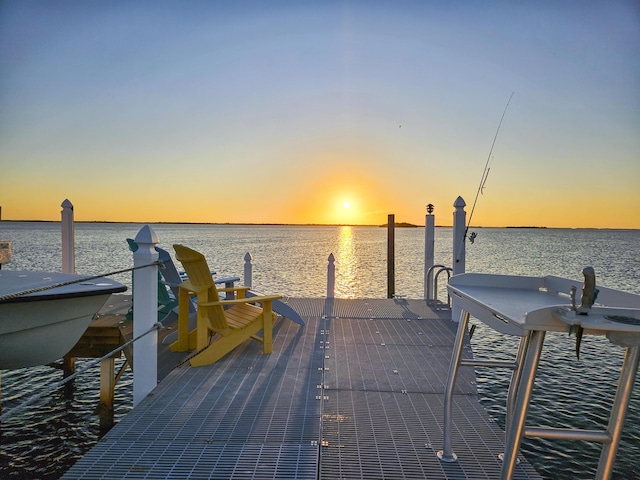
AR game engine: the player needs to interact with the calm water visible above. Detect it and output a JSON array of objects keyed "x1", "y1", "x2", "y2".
[{"x1": 1, "y1": 222, "x2": 639, "y2": 479}]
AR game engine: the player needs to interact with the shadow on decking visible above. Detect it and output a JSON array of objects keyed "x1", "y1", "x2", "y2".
[{"x1": 62, "y1": 298, "x2": 541, "y2": 480}]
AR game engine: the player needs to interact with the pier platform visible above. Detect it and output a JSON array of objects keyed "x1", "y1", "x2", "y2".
[{"x1": 62, "y1": 298, "x2": 542, "y2": 479}]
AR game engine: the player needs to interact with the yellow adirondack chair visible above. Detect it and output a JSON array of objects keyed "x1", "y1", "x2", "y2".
[{"x1": 171, "y1": 244, "x2": 282, "y2": 367}]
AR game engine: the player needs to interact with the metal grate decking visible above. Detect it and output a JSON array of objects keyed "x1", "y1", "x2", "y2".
[{"x1": 62, "y1": 298, "x2": 542, "y2": 479}]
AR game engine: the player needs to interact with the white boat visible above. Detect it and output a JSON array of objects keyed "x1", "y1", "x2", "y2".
[{"x1": 0, "y1": 270, "x2": 127, "y2": 369}]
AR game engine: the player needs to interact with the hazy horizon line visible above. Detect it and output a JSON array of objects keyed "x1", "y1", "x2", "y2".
[{"x1": 1, "y1": 219, "x2": 638, "y2": 230}]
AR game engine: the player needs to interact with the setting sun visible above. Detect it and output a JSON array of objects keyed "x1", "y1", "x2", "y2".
[{"x1": 343, "y1": 202, "x2": 350, "y2": 209}]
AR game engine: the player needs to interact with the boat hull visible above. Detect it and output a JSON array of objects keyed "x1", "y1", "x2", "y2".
[
  {"x1": 0, "y1": 294, "x2": 114, "y2": 369},
  {"x1": 0, "y1": 270, "x2": 127, "y2": 369}
]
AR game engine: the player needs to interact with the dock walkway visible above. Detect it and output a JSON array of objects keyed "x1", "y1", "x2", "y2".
[{"x1": 63, "y1": 298, "x2": 542, "y2": 479}]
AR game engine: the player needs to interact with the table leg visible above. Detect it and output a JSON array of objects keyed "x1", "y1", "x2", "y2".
[
  {"x1": 438, "y1": 309, "x2": 470, "y2": 462},
  {"x1": 501, "y1": 330, "x2": 546, "y2": 480},
  {"x1": 595, "y1": 345, "x2": 640, "y2": 480},
  {"x1": 505, "y1": 335, "x2": 530, "y2": 439}
]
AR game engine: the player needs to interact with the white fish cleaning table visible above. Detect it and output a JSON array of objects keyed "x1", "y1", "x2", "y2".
[{"x1": 439, "y1": 273, "x2": 640, "y2": 480}]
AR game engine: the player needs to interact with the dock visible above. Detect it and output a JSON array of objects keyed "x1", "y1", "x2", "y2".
[{"x1": 62, "y1": 297, "x2": 542, "y2": 479}]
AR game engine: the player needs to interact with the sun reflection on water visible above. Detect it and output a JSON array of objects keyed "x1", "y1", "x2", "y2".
[{"x1": 335, "y1": 226, "x2": 358, "y2": 298}]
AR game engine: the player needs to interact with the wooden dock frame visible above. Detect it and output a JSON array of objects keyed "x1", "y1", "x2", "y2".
[
  {"x1": 61, "y1": 294, "x2": 190, "y2": 431},
  {"x1": 63, "y1": 295, "x2": 133, "y2": 430}
]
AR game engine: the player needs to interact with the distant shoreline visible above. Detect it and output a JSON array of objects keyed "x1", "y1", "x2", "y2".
[
  {"x1": 5, "y1": 219, "x2": 433, "y2": 227},
  {"x1": 0, "y1": 220, "x2": 637, "y2": 230},
  {"x1": 505, "y1": 226, "x2": 547, "y2": 229},
  {"x1": 1, "y1": 219, "x2": 391, "y2": 227}
]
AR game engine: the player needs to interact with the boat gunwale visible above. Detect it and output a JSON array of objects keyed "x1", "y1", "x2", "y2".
[
  {"x1": 0, "y1": 270, "x2": 127, "y2": 304},
  {"x1": 0, "y1": 285, "x2": 127, "y2": 304}
]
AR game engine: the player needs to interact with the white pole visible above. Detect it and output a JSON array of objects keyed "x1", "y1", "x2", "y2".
[
  {"x1": 452, "y1": 196, "x2": 466, "y2": 275},
  {"x1": 452, "y1": 196, "x2": 466, "y2": 323},
  {"x1": 61, "y1": 199, "x2": 75, "y2": 273},
  {"x1": 132, "y1": 225, "x2": 159, "y2": 407},
  {"x1": 244, "y1": 252, "x2": 253, "y2": 288},
  {"x1": 327, "y1": 253, "x2": 335, "y2": 299},
  {"x1": 424, "y1": 204, "x2": 435, "y2": 300}
]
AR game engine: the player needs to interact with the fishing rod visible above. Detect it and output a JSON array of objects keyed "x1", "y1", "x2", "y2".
[{"x1": 455, "y1": 91, "x2": 514, "y2": 262}]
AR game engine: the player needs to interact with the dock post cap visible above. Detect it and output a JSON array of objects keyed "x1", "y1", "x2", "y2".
[{"x1": 134, "y1": 224, "x2": 159, "y2": 244}]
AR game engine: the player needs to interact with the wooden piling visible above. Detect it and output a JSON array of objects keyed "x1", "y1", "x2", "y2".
[
  {"x1": 97, "y1": 358, "x2": 116, "y2": 431},
  {"x1": 387, "y1": 214, "x2": 395, "y2": 298},
  {"x1": 63, "y1": 357, "x2": 76, "y2": 395}
]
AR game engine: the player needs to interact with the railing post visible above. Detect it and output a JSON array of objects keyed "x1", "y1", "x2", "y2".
[
  {"x1": 327, "y1": 253, "x2": 335, "y2": 299},
  {"x1": 424, "y1": 204, "x2": 435, "y2": 300},
  {"x1": 244, "y1": 252, "x2": 253, "y2": 288},
  {"x1": 132, "y1": 225, "x2": 159, "y2": 407},
  {"x1": 452, "y1": 196, "x2": 466, "y2": 322},
  {"x1": 61, "y1": 199, "x2": 75, "y2": 273}
]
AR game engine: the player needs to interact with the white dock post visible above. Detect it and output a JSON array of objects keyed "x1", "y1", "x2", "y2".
[
  {"x1": 452, "y1": 197, "x2": 466, "y2": 323},
  {"x1": 244, "y1": 252, "x2": 253, "y2": 288},
  {"x1": 424, "y1": 204, "x2": 435, "y2": 300},
  {"x1": 327, "y1": 253, "x2": 335, "y2": 299},
  {"x1": 61, "y1": 199, "x2": 75, "y2": 273},
  {"x1": 132, "y1": 225, "x2": 159, "y2": 407}
]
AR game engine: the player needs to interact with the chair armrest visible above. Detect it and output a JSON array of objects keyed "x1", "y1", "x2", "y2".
[
  {"x1": 162, "y1": 279, "x2": 182, "y2": 288},
  {"x1": 214, "y1": 276, "x2": 241, "y2": 285},
  {"x1": 216, "y1": 286, "x2": 251, "y2": 293},
  {"x1": 179, "y1": 280, "x2": 209, "y2": 295},
  {"x1": 200, "y1": 294, "x2": 283, "y2": 307}
]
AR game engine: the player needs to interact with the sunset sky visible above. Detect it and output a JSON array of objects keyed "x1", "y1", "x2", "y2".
[{"x1": 1, "y1": 1, "x2": 638, "y2": 228}]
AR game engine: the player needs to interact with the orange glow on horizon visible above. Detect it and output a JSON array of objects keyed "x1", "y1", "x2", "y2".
[{"x1": 1, "y1": 153, "x2": 638, "y2": 228}]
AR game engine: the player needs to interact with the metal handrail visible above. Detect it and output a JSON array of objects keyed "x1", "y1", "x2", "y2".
[{"x1": 426, "y1": 264, "x2": 453, "y2": 308}]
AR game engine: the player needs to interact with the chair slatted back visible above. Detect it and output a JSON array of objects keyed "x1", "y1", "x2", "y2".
[{"x1": 173, "y1": 244, "x2": 228, "y2": 331}]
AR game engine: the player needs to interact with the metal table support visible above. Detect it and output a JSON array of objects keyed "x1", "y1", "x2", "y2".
[
  {"x1": 438, "y1": 273, "x2": 640, "y2": 480},
  {"x1": 438, "y1": 309, "x2": 522, "y2": 463}
]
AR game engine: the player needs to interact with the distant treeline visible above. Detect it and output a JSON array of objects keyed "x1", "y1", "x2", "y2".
[{"x1": 378, "y1": 222, "x2": 420, "y2": 228}]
